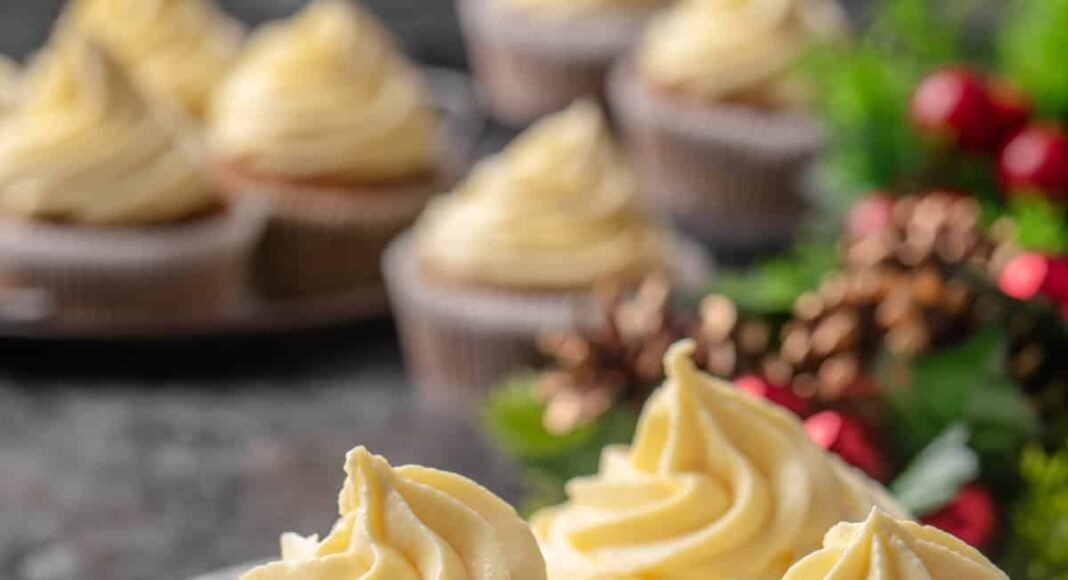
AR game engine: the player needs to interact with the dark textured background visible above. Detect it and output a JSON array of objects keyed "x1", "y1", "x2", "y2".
[{"x1": 0, "y1": 2, "x2": 869, "y2": 579}]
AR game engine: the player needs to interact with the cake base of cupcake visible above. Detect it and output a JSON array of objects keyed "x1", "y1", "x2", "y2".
[
  {"x1": 384, "y1": 233, "x2": 711, "y2": 410},
  {"x1": 0, "y1": 197, "x2": 266, "y2": 331},
  {"x1": 458, "y1": 0, "x2": 655, "y2": 126},
  {"x1": 213, "y1": 163, "x2": 440, "y2": 300},
  {"x1": 608, "y1": 60, "x2": 825, "y2": 256}
]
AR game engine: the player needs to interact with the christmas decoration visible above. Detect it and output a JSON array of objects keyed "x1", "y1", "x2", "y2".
[
  {"x1": 999, "y1": 252, "x2": 1068, "y2": 306},
  {"x1": 921, "y1": 484, "x2": 999, "y2": 552},
  {"x1": 911, "y1": 67, "x2": 1001, "y2": 153},
  {"x1": 999, "y1": 125, "x2": 1068, "y2": 200},
  {"x1": 805, "y1": 410, "x2": 891, "y2": 482}
]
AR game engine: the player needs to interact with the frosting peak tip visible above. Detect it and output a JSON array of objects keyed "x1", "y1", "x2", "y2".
[{"x1": 663, "y1": 339, "x2": 698, "y2": 382}]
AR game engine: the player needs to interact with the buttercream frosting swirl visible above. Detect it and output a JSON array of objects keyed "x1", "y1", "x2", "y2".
[
  {"x1": 209, "y1": 0, "x2": 439, "y2": 184},
  {"x1": 531, "y1": 340, "x2": 904, "y2": 579},
  {"x1": 66, "y1": 0, "x2": 242, "y2": 118},
  {"x1": 0, "y1": 37, "x2": 216, "y2": 225},
  {"x1": 416, "y1": 101, "x2": 666, "y2": 289},
  {"x1": 0, "y1": 56, "x2": 19, "y2": 120},
  {"x1": 241, "y1": 446, "x2": 547, "y2": 580},
  {"x1": 638, "y1": 0, "x2": 847, "y2": 103},
  {"x1": 783, "y1": 509, "x2": 1008, "y2": 580}
]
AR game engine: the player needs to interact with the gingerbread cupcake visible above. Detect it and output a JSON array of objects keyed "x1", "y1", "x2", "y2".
[
  {"x1": 0, "y1": 37, "x2": 262, "y2": 330},
  {"x1": 608, "y1": 0, "x2": 848, "y2": 256},
  {"x1": 384, "y1": 101, "x2": 697, "y2": 409},
  {"x1": 62, "y1": 0, "x2": 242, "y2": 121},
  {"x1": 209, "y1": 0, "x2": 450, "y2": 299},
  {"x1": 458, "y1": 0, "x2": 669, "y2": 126}
]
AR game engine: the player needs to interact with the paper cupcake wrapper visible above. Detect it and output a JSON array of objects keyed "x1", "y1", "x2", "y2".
[
  {"x1": 383, "y1": 232, "x2": 712, "y2": 410},
  {"x1": 458, "y1": 0, "x2": 657, "y2": 126},
  {"x1": 213, "y1": 164, "x2": 440, "y2": 300},
  {"x1": 0, "y1": 196, "x2": 266, "y2": 331},
  {"x1": 608, "y1": 61, "x2": 825, "y2": 255}
]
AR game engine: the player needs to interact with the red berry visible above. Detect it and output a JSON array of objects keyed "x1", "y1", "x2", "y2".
[
  {"x1": 999, "y1": 252, "x2": 1068, "y2": 304},
  {"x1": 986, "y1": 78, "x2": 1032, "y2": 147},
  {"x1": 999, "y1": 125, "x2": 1068, "y2": 200},
  {"x1": 846, "y1": 193, "x2": 896, "y2": 238},
  {"x1": 911, "y1": 68, "x2": 998, "y2": 152},
  {"x1": 735, "y1": 375, "x2": 810, "y2": 418},
  {"x1": 921, "y1": 484, "x2": 998, "y2": 552},
  {"x1": 805, "y1": 411, "x2": 891, "y2": 482}
]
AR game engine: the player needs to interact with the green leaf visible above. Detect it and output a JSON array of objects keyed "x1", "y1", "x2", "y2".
[
  {"x1": 714, "y1": 241, "x2": 838, "y2": 315},
  {"x1": 1000, "y1": 442, "x2": 1068, "y2": 579},
  {"x1": 1007, "y1": 197, "x2": 1068, "y2": 253},
  {"x1": 891, "y1": 424, "x2": 979, "y2": 515},
  {"x1": 1000, "y1": 0, "x2": 1068, "y2": 123},
  {"x1": 482, "y1": 375, "x2": 599, "y2": 460}
]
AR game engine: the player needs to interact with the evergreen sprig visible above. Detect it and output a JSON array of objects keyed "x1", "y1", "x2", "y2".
[{"x1": 1002, "y1": 442, "x2": 1068, "y2": 579}]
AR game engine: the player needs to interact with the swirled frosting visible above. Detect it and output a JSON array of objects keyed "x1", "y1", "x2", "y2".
[
  {"x1": 209, "y1": 0, "x2": 439, "y2": 185},
  {"x1": 241, "y1": 446, "x2": 547, "y2": 580},
  {"x1": 783, "y1": 509, "x2": 1007, "y2": 579},
  {"x1": 416, "y1": 101, "x2": 666, "y2": 289},
  {"x1": 0, "y1": 38, "x2": 216, "y2": 225},
  {"x1": 0, "y1": 56, "x2": 19, "y2": 120},
  {"x1": 531, "y1": 340, "x2": 904, "y2": 579},
  {"x1": 638, "y1": 0, "x2": 847, "y2": 103},
  {"x1": 66, "y1": 0, "x2": 242, "y2": 119}
]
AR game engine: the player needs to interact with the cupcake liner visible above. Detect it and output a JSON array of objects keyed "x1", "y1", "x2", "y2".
[
  {"x1": 608, "y1": 61, "x2": 826, "y2": 257},
  {"x1": 458, "y1": 0, "x2": 655, "y2": 126},
  {"x1": 0, "y1": 196, "x2": 266, "y2": 331},
  {"x1": 213, "y1": 164, "x2": 440, "y2": 300},
  {"x1": 383, "y1": 232, "x2": 711, "y2": 411}
]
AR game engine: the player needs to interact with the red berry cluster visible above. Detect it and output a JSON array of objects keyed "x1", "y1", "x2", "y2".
[{"x1": 911, "y1": 67, "x2": 1068, "y2": 201}]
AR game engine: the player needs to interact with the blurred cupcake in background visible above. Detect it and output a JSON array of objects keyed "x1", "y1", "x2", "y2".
[
  {"x1": 609, "y1": 0, "x2": 847, "y2": 257},
  {"x1": 385, "y1": 101, "x2": 685, "y2": 408},
  {"x1": 0, "y1": 36, "x2": 262, "y2": 329},
  {"x1": 458, "y1": 0, "x2": 669, "y2": 126},
  {"x1": 63, "y1": 0, "x2": 241, "y2": 121},
  {"x1": 210, "y1": 0, "x2": 448, "y2": 300}
]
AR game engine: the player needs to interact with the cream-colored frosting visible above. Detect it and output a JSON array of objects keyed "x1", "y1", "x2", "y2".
[
  {"x1": 241, "y1": 446, "x2": 547, "y2": 580},
  {"x1": 638, "y1": 0, "x2": 847, "y2": 103},
  {"x1": 783, "y1": 509, "x2": 1008, "y2": 580},
  {"x1": 0, "y1": 56, "x2": 19, "y2": 119},
  {"x1": 416, "y1": 101, "x2": 666, "y2": 289},
  {"x1": 503, "y1": 0, "x2": 665, "y2": 19},
  {"x1": 209, "y1": 0, "x2": 439, "y2": 184},
  {"x1": 0, "y1": 38, "x2": 216, "y2": 225},
  {"x1": 531, "y1": 340, "x2": 905, "y2": 579},
  {"x1": 66, "y1": 0, "x2": 242, "y2": 119}
]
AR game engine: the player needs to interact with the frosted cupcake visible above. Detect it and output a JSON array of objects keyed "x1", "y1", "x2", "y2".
[
  {"x1": 608, "y1": 0, "x2": 847, "y2": 255},
  {"x1": 385, "y1": 101, "x2": 685, "y2": 408},
  {"x1": 784, "y1": 509, "x2": 1008, "y2": 579},
  {"x1": 241, "y1": 446, "x2": 547, "y2": 580},
  {"x1": 210, "y1": 0, "x2": 448, "y2": 299},
  {"x1": 531, "y1": 340, "x2": 904, "y2": 579},
  {"x1": 0, "y1": 56, "x2": 19, "y2": 120},
  {"x1": 458, "y1": 0, "x2": 669, "y2": 125},
  {"x1": 0, "y1": 37, "x2": 261, "y2": 328},
  {"x1": 63, "y1": 0, "x2": 242, "y2": 120}
]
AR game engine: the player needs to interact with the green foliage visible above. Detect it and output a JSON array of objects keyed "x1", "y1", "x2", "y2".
[
  {"x1": 1000, "y1": 0, "x2": 1068, "y2": 123},
  {"x1": 1007, "y1": 196, "x2": 1068, "y2": 253},
  {"x1": 881, "y1": 326, "x2": 1039, "y2": 484},
  {"x1": 891, "y1": 424, "x2": 980, "y2": 516},
  {"x1": 806, "y1": 0, "x2": 987, "y2": 205},
  {"x1": 714, "y1": 241, "x2": 838, "y2": 315},
  {"x1": 1001, "y1": 442, "x2": 1068, "y2": 579},
  {"x1": 483, "y1": 376, "x2": 638, "y2": 515}
]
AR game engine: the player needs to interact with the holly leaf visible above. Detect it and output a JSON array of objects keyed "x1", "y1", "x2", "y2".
[
  {"x1": 1006, "y1": 197, "x2": 1068, "y2": 253},
  {"x1": 1000, "y1": 0, "x2": 1068, "y2": 123},
  {"x1": 891, "y1": 424, "x2": 979, "y2": 516},
  {"x1": 714, "y1": 241, "x2": 838, "y2": 315}
]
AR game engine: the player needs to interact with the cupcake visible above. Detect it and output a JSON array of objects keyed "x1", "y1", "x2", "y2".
[
  {"x1": 0, "y1": 56, "x2": 19, "y2": 119},
  {"x1": 608, "y1": 0, "x2": 847, "y2": 256},
  {"x1": 209, "y1": 0, "x2": 447, "y2": 299},
  {"x1": 384, "y1": 101, "x2": 683, "y2": 408},
  {"x1": 241, "y1": 446, "x2": 548, "y2": 580},
  {"x1": 531, "y1": 340, "x2": 905, "y2": 579},
  {"x1": 63, "y1": 0, "x2": 242, "y2": 120},
  {"x1": 458, "y1": 0, "x2": 668, "y2": 126},
  {"x1": 0, "y1": 37, "x2": 262, "y2": 329},
  {"x1": 784, "y1": 509, "x2": 1008, "y2": 579}
]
